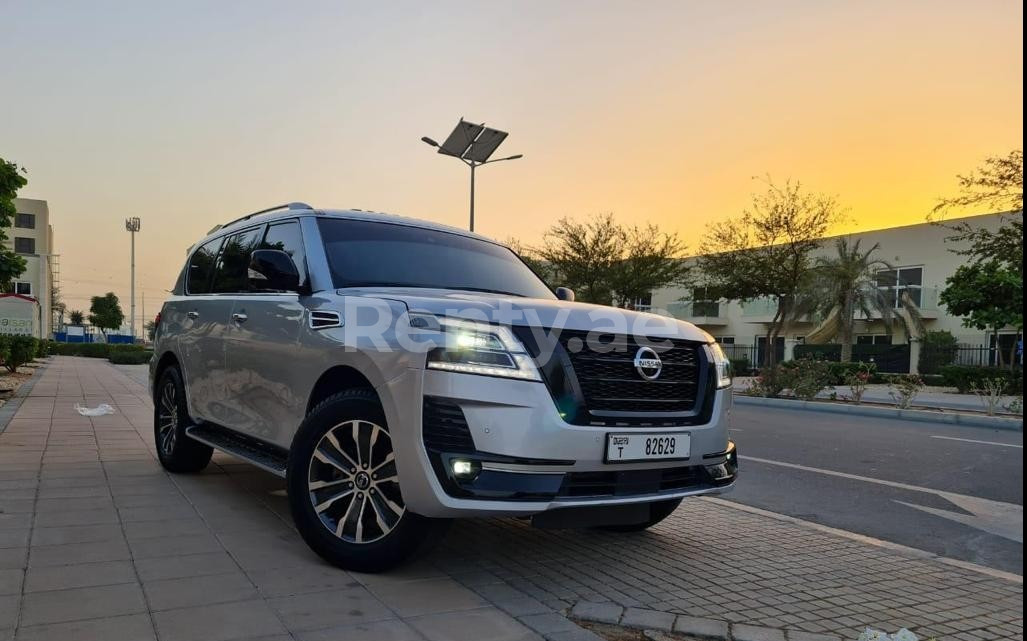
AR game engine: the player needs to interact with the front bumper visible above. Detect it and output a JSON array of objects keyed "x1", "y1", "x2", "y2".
[{"x1": 378, "y1": 368, "x2": 736, "y2": 518}]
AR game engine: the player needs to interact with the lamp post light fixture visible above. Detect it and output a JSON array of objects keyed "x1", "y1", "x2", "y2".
[
  {"x1": 421, "y1": 119, "x2": 522, "y2": 232},
  {"x1": 125, "y1": 217, "x2": 141, "y2": 341}
]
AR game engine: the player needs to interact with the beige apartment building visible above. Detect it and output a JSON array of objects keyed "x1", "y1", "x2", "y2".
[
  {"x1": 2, "y1": 197, "x2": 58, "y2": 338},
  {"x1": 648, "y1": 211, "x2": 1019, "y2": 370}
]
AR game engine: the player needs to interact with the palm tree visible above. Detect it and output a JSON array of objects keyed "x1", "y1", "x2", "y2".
[{"x1": 804, "y1": 238, "x2": 924, "y2": 362}]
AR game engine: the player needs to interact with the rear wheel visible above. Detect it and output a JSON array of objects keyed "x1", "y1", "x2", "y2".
[
  {"x1": 153, "y1": 366, "x2": 213, "y2": 473},
  {"x1": 598, "y1": 498, "x2": 682, "y2": 532},
  {"x1": 287, "y1": 389, "x2": 450, "y2": 572}
]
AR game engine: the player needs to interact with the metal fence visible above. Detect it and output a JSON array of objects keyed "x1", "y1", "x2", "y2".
[
  {"x1": 922, "y1": 344, "x2": 1023, "y2": 370},
  {"x1": 719, "y1": 344, "x2": 758, "y2": 373}
]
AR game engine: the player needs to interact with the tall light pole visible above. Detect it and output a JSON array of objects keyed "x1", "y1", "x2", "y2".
[
  {"x1": 125, "y1": 217, "x2": 141, "y2": 340},
  {"x1": 421, "y1": 119, "x2": 522, "y2": 232}
]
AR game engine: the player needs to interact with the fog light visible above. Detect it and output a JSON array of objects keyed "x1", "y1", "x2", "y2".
[{"x1": 451, "y1": 459, "x2": 480, "y2": 478}]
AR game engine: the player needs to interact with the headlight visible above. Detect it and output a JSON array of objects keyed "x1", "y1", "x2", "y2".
[
  {"x1": 708, "y1": 342, "x2": 732, "y2": 389},
  {"x1": 426, "y1": 318, "x2": 541, "y2": 381}
]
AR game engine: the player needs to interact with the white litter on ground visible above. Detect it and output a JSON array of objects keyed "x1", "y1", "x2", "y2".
[{"x1": 74, "y1": 403, "x2": 116, "y2": 416}]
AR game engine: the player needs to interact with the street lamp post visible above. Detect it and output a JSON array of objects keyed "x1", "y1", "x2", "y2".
[
  {"x1": 421, "y1": 119, "x2": 522, "y2": 232},
  {"x1": 125, "y1": 217, "x2": 141, "y2": 340}
]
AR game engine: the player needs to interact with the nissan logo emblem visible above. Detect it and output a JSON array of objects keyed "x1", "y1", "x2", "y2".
[{"x1": 633, "y1": 346, "x2": 663, "y2": 381}]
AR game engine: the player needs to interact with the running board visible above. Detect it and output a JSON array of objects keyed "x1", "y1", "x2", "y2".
[{"x1": 185, "y1": 424, "x2": 288, "y2": 478}]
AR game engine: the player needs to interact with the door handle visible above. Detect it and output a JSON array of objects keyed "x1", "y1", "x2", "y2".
[
  {"x1": 232, "y1": 313, "x2": 248, "y2": 323},
  {"x1": 187, "y1": 311, "x2": 199, "y2": 319}
]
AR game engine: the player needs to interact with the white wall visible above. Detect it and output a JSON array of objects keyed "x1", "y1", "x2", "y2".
[
  {"x1": 6, "y1": 198, "x2": 54, "y2": 337},
  {"x1": 651, "y1": 212, "x2": 1017, "y2": 347}
]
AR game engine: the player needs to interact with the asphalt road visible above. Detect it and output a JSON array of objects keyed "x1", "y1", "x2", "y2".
[{"x1": 726, "y1": 402, "x2": 1024, "y2": 574}]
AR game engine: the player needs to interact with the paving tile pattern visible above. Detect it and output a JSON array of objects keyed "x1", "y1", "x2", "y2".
[{"x1": 1, "y1": 357, "x2": 1023, "y2": 641}]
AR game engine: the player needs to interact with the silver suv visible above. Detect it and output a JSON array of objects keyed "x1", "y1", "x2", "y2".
[{"x1": 151, "y1": 202, "x2": 737, "y2": 572}]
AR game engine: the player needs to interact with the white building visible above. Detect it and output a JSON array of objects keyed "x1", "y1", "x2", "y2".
[
  {"x1": 648, "y1": 212, "x2": 1020, "y2": 371},
  {"x1": 3, "y1": 197, "x2": 58, "y2": 338}
]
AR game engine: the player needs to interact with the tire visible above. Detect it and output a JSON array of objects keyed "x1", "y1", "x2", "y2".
[
  {"x1": 287, "y1": 388, "x2": 450, "y2": 573},
  {"x1": 154, "y1": 366, "x2": 213, "y2": 473},
  {"x1": 598, "y1": 498, "x2": 683, "y2": 532}
]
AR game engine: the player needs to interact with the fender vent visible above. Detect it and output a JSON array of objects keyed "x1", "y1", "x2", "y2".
[{"x1": 309, "y1": 310, "x2": 342, "y2": 329}]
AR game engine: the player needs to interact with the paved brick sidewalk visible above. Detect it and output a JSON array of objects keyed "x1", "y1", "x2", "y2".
[{"x1": 2, "y1": 358, "x2": 1023, "y2": 641}]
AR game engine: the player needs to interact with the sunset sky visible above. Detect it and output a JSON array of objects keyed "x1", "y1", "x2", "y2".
[{"x1": 1, "y1": 0, "x2": 1022, "y2": 327}]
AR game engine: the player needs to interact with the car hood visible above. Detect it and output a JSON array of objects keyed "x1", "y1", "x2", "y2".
[{"x1": 337, "y1": 287, "x2": 712, "y2": 342}]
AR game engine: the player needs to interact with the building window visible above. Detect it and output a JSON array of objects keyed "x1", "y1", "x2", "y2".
[
  {"x1": 876, "y1": 266, "x2": 922, "y2": 308},
  {"x1": 15, "y1": 213, "x2": 36, "y2": 229},
  {"x1": 857, "y1": 335, "x2": 892, "y2": 345},
  {"x1": 14, "y1": 282, "x2": 32, "y2": 296},
  {"x1": 716, "y1": 336, "x2": 735, "y2": 344},
  {"x1": 691, "y1": 288, "x2": 719, "y2": 317},
  {"x1": 629, "y1": 292, "x2": 652, "y2": 311},
  {"x1": 14, "y1": 237, "x2": 35, "y2": 254}
]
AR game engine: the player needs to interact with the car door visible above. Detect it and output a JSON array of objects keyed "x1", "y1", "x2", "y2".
[
  {"x1": 188, "y1": 225, "x2": 265, "y2": 426},
  {"x1": 222, "y1": 219, "x2": 312, "y2": 446},
  {"x1": 174, "y1": 235, "x2": 235, "y2": 422}
]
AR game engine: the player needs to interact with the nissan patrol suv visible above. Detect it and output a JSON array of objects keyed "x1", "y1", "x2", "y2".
[{"x1": 151, "y1": 202, "x2": 737, "y2": 572}]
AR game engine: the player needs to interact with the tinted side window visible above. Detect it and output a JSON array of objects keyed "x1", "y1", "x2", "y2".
[
  {"x1": 187, "y1": 237, "x2": 223, "y2": 294},
  {"x1": 211, "y1": 227, "x2": 263, "y2": 293},
  {"x1": 261, "y1": 221, "x2": 308, "y2": 287}
]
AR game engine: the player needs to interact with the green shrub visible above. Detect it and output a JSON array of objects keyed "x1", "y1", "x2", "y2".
[
  {"x1": 746, "y1": 365, "x2": 789, "y2": 397},
  {"x1": 845, "y1": 364, "x2": 873, "y2": 404},
  {"x1": 826, "y1": 361, "x2": 877, "y2": 385},
  {"x1": 108, "y1": 350, "x2": 153, "y2": 365},
  {"x1": 787, "y1": 358, "x2": 834, "y2": 400},
  {"x1": 882, "y1": 373, "x2": 926, "y2": 408},
  {"x1": 919, "y1": 330, "x2": 959, "y2": 375},
  {"x1": 939, "y1": 365, "x2": 1023, "y2": 394},
  {"x1": 778, "y1": 359, "x2": 877, "y2": 385},
  {"x1": 0, "y1": 336, "x2": 10, "y2": 367},
  {"x1": 729, "y1": 358, "x2": 751, "y2": 376},
  {"x1": 108, "y1": 343, "x2": 146, "y2": 353},
  {"x1": 920, "y1": 374, "x2": 945, "y2": 387},
  {"x1": 50, "y1": 342, "x2": 111, "y2": 358},
  {"x1": 5, "y1": 336, "x2": 38, "y2": 373},
  {"x1": 748, "y1": 358, "x2": 834, "y2": 399}
]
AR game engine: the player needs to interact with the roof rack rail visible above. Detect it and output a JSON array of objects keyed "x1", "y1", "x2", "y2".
[{"x1": 216, "y1": 202, "x2": 313, "y2": 232}]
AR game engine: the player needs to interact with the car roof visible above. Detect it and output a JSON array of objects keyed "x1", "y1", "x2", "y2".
[{"x1": 191, "y1": 204, "x2": 502, "y2": 251}]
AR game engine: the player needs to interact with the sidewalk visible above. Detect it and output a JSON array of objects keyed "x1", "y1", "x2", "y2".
[{"x1": 1, "y1": 357, "x2": 1023, "y2": 641}]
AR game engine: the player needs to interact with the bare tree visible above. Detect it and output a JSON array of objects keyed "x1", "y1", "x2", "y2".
[{"x1": 699, "y1": 179, "x2": 841, "y2": 367}]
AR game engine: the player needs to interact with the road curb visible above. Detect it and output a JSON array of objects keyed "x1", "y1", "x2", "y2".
[
  {"x1": 570, "y1": 604, "x2": 840, "y2": 641},
  {"x1": 734, "y1": 394, "x2": 1023, "y2": 431}
]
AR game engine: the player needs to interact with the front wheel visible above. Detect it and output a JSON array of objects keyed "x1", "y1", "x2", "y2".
[
  {"x1": 153, "y1": 366, "x2": 213, "y2": 473},
  {"x1": 287, "y1": 389, "x2": 450, "y2": 573},
  {"x1": 598, "y1": 498, "x2": 683, "y2": 532}
]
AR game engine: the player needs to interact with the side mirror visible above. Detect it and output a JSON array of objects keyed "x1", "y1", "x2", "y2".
[
  {"x1": 249, "y1": 249, "x2": 301, "y2": 292},
  {"x1": 555, "y1": 287, "x2": 575, "y2": 302}
]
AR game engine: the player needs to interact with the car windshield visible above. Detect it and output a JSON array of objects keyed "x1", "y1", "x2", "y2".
[{"x1": 317, "y1": 218, "x2": 556, "y2": 299}]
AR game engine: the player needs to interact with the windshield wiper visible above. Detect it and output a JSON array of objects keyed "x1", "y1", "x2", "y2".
[{"x1": 443, "y1": 286, "x2": 527, "y2": 297}]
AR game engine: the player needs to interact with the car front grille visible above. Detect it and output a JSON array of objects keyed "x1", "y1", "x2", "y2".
[
  {"x1": 555, "y1": 330, "x2": 702, "y2": 413},
  {"x1": 557, "y1": 465, "x2": 703, "y2": 498}
]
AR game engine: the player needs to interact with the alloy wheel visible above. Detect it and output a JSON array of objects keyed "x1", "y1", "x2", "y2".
[
  {"x1": 307, "y1": 419, "x2": 405, "y2": 544},
  {"x1": 157, "y1": 379, "x2": 178, "y2": 456}
]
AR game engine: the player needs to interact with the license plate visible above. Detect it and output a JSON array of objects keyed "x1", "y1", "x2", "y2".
[{"x1": 605, "y1": 432, "x2": 690, "y2": 463}]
